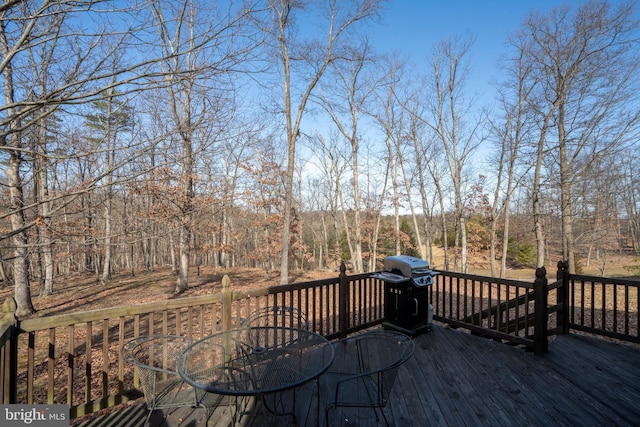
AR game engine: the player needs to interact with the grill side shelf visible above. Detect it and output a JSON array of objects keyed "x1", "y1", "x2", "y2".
[{"x1": 370, "y1": 272, "x2": 408, "y2": 283}]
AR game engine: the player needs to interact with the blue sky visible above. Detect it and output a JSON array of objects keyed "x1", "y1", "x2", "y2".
[{"x1": 371, "y1": 1, "x2": 637, "y2": 106}]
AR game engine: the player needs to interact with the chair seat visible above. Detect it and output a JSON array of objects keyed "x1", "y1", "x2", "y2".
[{"x1": 323, "y1": 371, "x2": 385, "y2": 408}]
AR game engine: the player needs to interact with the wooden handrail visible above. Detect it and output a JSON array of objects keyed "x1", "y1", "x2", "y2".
[{"x1": 20, "y1": 294, "x2": 222, "y2": 332}]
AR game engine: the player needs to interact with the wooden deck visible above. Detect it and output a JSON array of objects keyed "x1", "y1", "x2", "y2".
[{"x1": 74, "y1": 323, "x2": 640, "y2": 426}]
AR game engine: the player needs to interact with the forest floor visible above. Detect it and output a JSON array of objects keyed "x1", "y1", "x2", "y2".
[
  {"x1": 1, "y1": 251, "x2": 638, "y2": 319},
  {"x1": 1, "y1": 266, "x2": 339, "y2": 319}
]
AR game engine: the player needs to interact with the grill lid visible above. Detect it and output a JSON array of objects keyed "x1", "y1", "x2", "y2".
[
  {"x1": 383, "y1": 255, "x2": 430, "y2": 277},
  {"x1": 372, "y1": 255, "x2": 438, "y2": 287}
]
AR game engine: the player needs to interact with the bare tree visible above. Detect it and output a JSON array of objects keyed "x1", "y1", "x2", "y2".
[
  {"x1": 84, "y1": 73, "x2": 134, "y2": 283},
  {"x1": 29, "y1": 29, "x2": 59, "y2": 295},
  {"x1": 1, "y1": 11, "x2": 34, "y2": 314},
  {"x1": 371, "y1": 55, "x2": 403, "y2": 257},
  {"x1": 421, "y1": 36, "x2": 483, "y2": 273},
  {"x1": 0, "y1": 1, "x2": 258, "y2": 312},
  {"x1": 620, "y1": 150, "x2": 640, "y2": 253},
  {"x1": 517, "y1": 1, "x2": 640, "y2": 273},
  {"x1": 307, "y1": 132, "x2": 350, "y2": 271},
  {"x1": 314, "y1": 41, "x2": 379, "y2": 273},
  {"x1": 260, "y1": 0, "x2": 383, "y2": 284},
  {"x1": 148, "y1": 1, "x2": 257, "y2": 292},
  {"x1": 488, "y1": 41, "x2": 537, "y2": 276},
  {"x1": 360, "y1": 145, "x2": 391, "y2": 272},
  {"x1": 575, "y1": 155, "x2": 623, "y2": 275},
  {"x1": 406, "y1": 96, "x2": 436, "y2": 264},
  {"x1": 372, "y1": 55, "x2": 428, "y2": 260}
]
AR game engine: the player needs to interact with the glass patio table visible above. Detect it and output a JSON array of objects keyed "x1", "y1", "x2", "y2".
[{"x1": 177, "y1": 326, "x2": 334, "y2": 424}]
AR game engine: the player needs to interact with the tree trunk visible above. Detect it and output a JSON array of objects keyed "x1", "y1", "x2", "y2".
[
  {"x1": 558, "y1": 103, "x2": 576, "y2": 273},
  {"x1": 8, "y1": 150, "x2": 35, "y2": 316},
  {"x1": 390, "y1": 153, "x2": 401, "y2": 256},
  {"x1": 350, "y1": 150, "x2": 364, "y2": 274},
  {"x1": 2, "y1": 21, "x2": 34, "y2": 315},
  {"x1": 34, "y1": 105, "x2": 54, "y2": 295},
  {"x1": 338, "y1": 185, "x2": 355, "y2": 270},
  {"x1": 102, "y1": 192, "x2": 113, "y2": 282},
  {"x1": 176, "y1": 221, "x2": 191, "y2": 293},
  {"x1": 279, "y1": 138, "x2": 295, "y2": 283},
  {"x1": 411, "y1": 133, "x2": 434, "y2": 262},
  {"x1": 170, "y1": 230, "x2": 178, "y2": 275},
  {"x1": 500, "y1": 201, "x2": 511, "y2": 278},
  {"x1": 533, "y1": 110, "x2": 554, "y2": 269},
  {"x1": 460, "y1": 216, "x2": 468, "y2": 273},
  {"x1": 321, "y1": 213, "x2": 329, "y2": 269},
  {"x1": 438, "y1": 192, "x2": 449, "y2": 270}
]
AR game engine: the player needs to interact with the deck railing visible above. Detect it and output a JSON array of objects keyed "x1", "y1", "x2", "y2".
[
  {"x1": 0, "y1": 261, "x2": 637, "y2": 421},
  {"x1": 430, "y1": 267, "x2": 549, "y2": 352},
  {"x1": 555, "y1": 261, "x2": 640, "y2": 343}
]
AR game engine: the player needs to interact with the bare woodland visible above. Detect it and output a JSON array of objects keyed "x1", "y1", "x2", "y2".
[{"x1": 1, "y1": 1, "x2": 640, "y2": 317}]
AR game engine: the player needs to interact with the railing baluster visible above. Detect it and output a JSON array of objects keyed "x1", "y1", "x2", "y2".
[
  {"x1": 624, "y1": 287, "x2": 629, "y2": 336},
  {"x1": 580, "y1": 279, "x2": 585, "y2": 326},
  {"x1": 613, "y1": 284, "x2": 618, "y2": 334},
  {"x1": 27, "y1": 332, "x2": 35, "y2": 404},
  {"x1": 198, "y1": 305, "x2": 205, "y2": 337},
  {"x1": 102, "y1": 319, "x2": 109, "y2": 399},
  {"x1": 48, "y1": 328, "x2": 55, "y2": 404},
  {"x1": 601, "y1": 283, "x2": 606, "y2": 331},
  {"x1": 524, "y1": 288, "x2": 530, "y2": 337},
  {"x1": 118, "y1": 317, "x2": 125, "y2": 393},
  {"x1": 85, "y1": 321, "x2": 92, "y2": 404},
  {"x1": 148, "y1": 312, "x2": 155, "y2": 336},
  {"x1": 590, "y1": 281, "x2": 596, "y2": 329},
  {"x1": 67, "y1": 325, "x2": 74, "y2": 406}
]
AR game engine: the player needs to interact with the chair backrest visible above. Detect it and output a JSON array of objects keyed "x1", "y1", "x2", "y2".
[
  {"x1": 121, "y1": 336, "x2": 147, "y2": 365},
  {"x1": 126, "y1": 335, "x2": 195, "y2": 370},
  {"x1": 242, "y1": 306, "x2": 308, "y2": 330},
  {"x1": 178, "y1": 332, "x2": 254, "y2": 395},
  {"x1": 121, "y1": 335, "x2": 197, "y2": 409}
]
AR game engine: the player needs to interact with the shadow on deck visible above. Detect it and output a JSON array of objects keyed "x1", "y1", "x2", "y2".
[{"x1": 74, "y1": 323, "x2": 640, "y2": 426}]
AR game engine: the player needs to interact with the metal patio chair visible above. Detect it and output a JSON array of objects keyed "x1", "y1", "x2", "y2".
[
  {"x1": 121, "y1": 335, "x2": 223, "y2": 426},
  {"x1": 323, "y1": 330, "x2": 415, "y2": 426},
  {"x1": 240, "y1": 306, "x2": 309, "y2": 421}
]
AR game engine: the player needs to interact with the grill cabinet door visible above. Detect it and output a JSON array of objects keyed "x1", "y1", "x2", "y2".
[{"x1": 384, "y1": 281, "x2": 429, "y2": 333}]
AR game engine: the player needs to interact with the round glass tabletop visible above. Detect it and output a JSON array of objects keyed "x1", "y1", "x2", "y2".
[{"x1": 178, "y1": 326, "x2": 335, "y2": 396}]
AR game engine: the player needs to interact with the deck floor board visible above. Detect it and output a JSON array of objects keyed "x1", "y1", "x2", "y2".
[{"x1": 73, "y1": 323, "x2": 640, "y2": 426}]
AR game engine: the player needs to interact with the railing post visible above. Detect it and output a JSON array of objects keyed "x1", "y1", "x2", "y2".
[
  {"x1": 221, "y1": 275, "x2": 232, "y2": 332},
  {"x1": 533, "y1": 267, "x2": 548, "y2": 355},
  {"x1": 338, "y1": 262, "x2": 349, "y2": 339},
  {"x1": 1, "y1": 297, "x2": 18, "y2": 403},
  {"x1": 556, "y1": 260, "x2": 570, "y2": 334}
]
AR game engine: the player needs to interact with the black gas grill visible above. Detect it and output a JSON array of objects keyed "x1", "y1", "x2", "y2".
[{"x1": 372, "y1": 255, "x2": 437, "y2": 336}]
